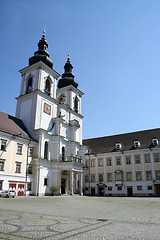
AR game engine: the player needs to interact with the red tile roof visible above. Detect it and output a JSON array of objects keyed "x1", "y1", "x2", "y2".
[{"x1": 0, "y1": 111, "x2": 35, "y2": 141}]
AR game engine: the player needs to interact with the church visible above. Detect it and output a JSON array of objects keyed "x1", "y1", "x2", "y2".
[
  {"x1": 0, "y1": 30, "x2": 87, "y2": 196},
  {"x1": 0, "y1": 31, "x2": 160, "y2": 197}
]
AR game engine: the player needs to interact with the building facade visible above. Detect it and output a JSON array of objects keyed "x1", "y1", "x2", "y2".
[
  {"x1": 0, "y1": 31, "x2": 87, "y2": 196},
  {"x1": 83, "y1": 129, "x2": 160, "y2": 196},
  {"x1": 0, "y1": 112, "x2": 37, "y2": 196}
]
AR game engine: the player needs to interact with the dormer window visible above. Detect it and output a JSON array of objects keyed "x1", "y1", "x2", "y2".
[
  {"x1": 26, "y1": 78, "x2": 32, "y2": 94},
  {"x1": 115, "y1": 143, "x2": 122, "y2": 150},
  {"x1": 152, "y1": 138, "x2": 158, "y2": 146},
  {"x1": 134, "y1": 140, "x2": 140, "y2": 148}
]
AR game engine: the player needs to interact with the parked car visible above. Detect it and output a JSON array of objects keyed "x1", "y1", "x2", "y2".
[
  {"x1": 0, "y1": 190, "x2": 2, "y2": 197},
  {"x1": 0, "y1": 190, "x2": 15, "y2": 198}
]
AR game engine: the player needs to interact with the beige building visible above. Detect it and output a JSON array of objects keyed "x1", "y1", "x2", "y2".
[
  {"x1": 83, "y1": 129, "x2": 160, "y2": 196},
  {"x1": 0, "y1": 112, "x2": 36, "y2": 196}
]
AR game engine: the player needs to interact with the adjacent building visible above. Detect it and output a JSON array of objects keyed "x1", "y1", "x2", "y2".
[{"x1": 83, "y1": 129, "x2": 160, "y2": 196}]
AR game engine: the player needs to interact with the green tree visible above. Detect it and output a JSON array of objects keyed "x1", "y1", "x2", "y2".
[{"x1": 50, "y1": 185, "x2": 59, "y2": 196}]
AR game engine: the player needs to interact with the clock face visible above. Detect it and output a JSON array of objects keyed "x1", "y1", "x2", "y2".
[{"x1": 44, "y1": 103, "x2": 51, "y2": 115}]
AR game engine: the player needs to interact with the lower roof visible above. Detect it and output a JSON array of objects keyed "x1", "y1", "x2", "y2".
[
  {"x1": 0, "y1": 111, "x2": 36, "y2": 142},
  {"x1": 83, "y1": 128, "x2": 160, "y2": 154}
]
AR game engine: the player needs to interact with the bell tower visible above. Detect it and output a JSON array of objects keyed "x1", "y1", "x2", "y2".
[{"x1": 16, "y1": 31, "x2": 60, "y2": 140}]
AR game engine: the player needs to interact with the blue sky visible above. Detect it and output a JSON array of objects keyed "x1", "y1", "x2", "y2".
[{"x1": 1, "y1": 0, "x2": 160, "y2": 139}]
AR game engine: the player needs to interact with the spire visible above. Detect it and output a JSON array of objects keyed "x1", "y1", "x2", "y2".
[
  {"x1": 58, "y1": 53, "x2": 79, "y2": 89},
  {"x1": 29, "y1": 29, "x2": 53, "y2": 69}
]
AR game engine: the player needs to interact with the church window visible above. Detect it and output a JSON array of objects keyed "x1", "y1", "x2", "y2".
[
  {"x1": 74, "y1": 96, "x2": 78, "y2": 113},
  {"x1": 62, "y1": 147, "x2": 65, "y2": 161},
  {"x1": 44, "y1": 141, "x2": 49, "y2": 159},
  {"x1": 45, "y1": 79, "x2": 51, "y2": 96},
  {"x1": 26, "y1": 78, "x2": 32, "y2": 94},
  {"x1": 44, "y1": 178, "x2": 48, "y2": 186}
]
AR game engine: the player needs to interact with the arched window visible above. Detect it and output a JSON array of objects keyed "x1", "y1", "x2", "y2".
[
  {"x1": 44, "y1": 141, "x2": 48, "y2": 159},
  {"x1": 26, "y1": 78, "x2": 32, "y2": 94},
  {"x1": 74, "y1": 96, "x2": 78, "y2": 113},
  {"x1": 45, "y1": 79, "x2": 51, "y2": 96},
  {"x1": 62, "y1": 146, "x2": 65, "y2": 161}
]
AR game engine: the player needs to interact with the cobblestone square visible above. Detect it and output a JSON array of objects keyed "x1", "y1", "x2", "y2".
[{"x1": 0, "y1": 196, "x2": 160, "y2": 239}]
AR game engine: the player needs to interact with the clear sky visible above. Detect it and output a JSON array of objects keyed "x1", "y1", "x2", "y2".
[{"x1": 1, "y1": 0, "x2": 160, "y2": 140}]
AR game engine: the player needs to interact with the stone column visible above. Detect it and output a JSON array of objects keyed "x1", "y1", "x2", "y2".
[
  {"x1": 70, "y1": 170, "x2": 74, "y2": 195},
  {"x1": 80, "y1": 171, "x2": 83, "y2": 196}
]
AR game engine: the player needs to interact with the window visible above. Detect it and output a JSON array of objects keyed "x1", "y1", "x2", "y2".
[
  {"x1": 116, "y1": 157, "x2": 121, "y2": 165},
  {"x1": 107, "y1": 173, "x2": 112, "y2": 182},
  {"x1": 134, "y1": 140, "x2": 140, "y2": 148},
  {"x1": 27, "y1": 183, "x2": 32, "y2": 191},
  {"x1": 126, "y1": 156, "x2": 131, "y2": 165},
  {"x1": 0, "y1": 160, "x2": 4, "y2": 171},
  {"x1": 44, "y1": 142, "x2": 49, "y2": 160},
  {"x1": 74, "y1": 96, "x2": 78, "y2": 113},
  {"x1": 117, "y1": 186, "x2": 122, "y2": 191},
  {"x1": 99, "y1": 174, "x2": 103, "y2": 182},
  {"x1": 26, "y1": 78, "x2": 32, "y2": 94},
  {"x1": 154, "y1": 153, "x2": 160, "y2": 163},
  {"x1": 137, "y1": 186, "x2": 142, "y2": 190},
  {"x1": 85, "y1": 175, "x2": 89, "y2": 182},
  {"x1": 27, "y1": 164, "x2": 32, "y2": 174},
  {"x1": 116, "y1": 143, "x2": 122, "y2": 150},
  {"x1": 126, "y1": 172, "x2": 132, "y2": 181},
  {"x1": 98, "y1": 159, "x2": 103, "y2": 167},
  {"x1": 29, "y1": 147, "x2": 34, "y2": 157},
  {"x1": 108, "y1": 187, "x2": 112, "y2": 191},
  {"x1": 152, "y1": 138, "x2": 158, "y2": 146},
  {"x1": 136, "y1": 171, "x2": 142, "y2": 181},
  {"x1": 91, "y1": 160, "x2": 95, "y2": 167},
  {"x1": 61, "y1": 146, "x2": 65, "y2": 161},
  {"x1": 155, "y1": 170, "x2": 160, "y2": 180},
  {"x1": 148, "y1": 186, "x2": 152, "y2": 191},
  {"x1": 135, "y1": 155, "x2": 140, "y2": 164},
  {"x1": 146, "y1": 171, "x2": 152, "y2": 180},
  {"x1": 91, "y1": 174, "x2": 95, "y2": 182},
  {"x1": 45, "y1": 79, "x2": 51, "y2": 96},
  {"x1": 15, "y1": 162, "x2": 21, "y2": 173},
  {"x1": 115, "y1": 171, "x2": 123, "y2": 181},
  {"x1": 44, "y1": 178, "x2": 48, "y2": 186},
  {"x1": 145, "y1": 154, "x2": 150, "y2": 163},
  {"x1": 107, "y1": 158, "x2": 112, "y2": 166},
  {"x1": 17, "y1": 144, "x2": 22, "y2": 155},
  {"x1": 0, "y1": 181, "x2": 3, "y2": 190},
  {"x1": 1, "y1": 140, "x2": 7, "y2": 151},
  {"x1": 85, "y1": 160, "x2": 89, "y2": 168}
]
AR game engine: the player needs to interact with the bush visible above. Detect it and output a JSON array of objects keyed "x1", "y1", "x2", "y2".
[{"x1": 50, "y1": 185, "x2": 59, "y2": 196}]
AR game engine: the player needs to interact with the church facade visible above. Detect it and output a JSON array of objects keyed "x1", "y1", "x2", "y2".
[{"x1": 0, "y1": 31, "x2": 87, "y2": 196}]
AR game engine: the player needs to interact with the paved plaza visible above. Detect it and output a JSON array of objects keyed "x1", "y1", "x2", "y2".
[{"x1": 0, "y1": 196, "x2": 160, "y2": 239}]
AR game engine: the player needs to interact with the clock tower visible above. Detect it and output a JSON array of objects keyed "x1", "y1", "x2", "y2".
[{"x1": 16, "y1": 31, "x2": 86, "y2": 196}]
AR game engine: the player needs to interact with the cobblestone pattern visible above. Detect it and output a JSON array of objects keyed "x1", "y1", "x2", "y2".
[{"x1": 0, "y1": 196, "x2": 160, "y2": 239}]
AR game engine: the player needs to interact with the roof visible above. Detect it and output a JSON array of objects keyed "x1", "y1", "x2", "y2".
[
  {"x1": 0, "y1": 111, "x2": 35, "y2": 141},
  {"x1": 83, "y1": 128, "x2": 160, "y2": 154}
]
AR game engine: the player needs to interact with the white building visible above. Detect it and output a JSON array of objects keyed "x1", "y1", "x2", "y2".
[{"x1": 0, "y1": 31, "x2": 87, "y2": 196}]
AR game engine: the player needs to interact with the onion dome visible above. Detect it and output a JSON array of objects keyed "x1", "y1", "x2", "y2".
[
  {"x1": 58, "y1": 53, "x2": 79, "y2": 89},
  {"x1": 29, "y1": 29, "x2": 53, "y2": 69}
]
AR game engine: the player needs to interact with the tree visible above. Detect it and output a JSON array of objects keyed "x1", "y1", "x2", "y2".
[{"x1": 50, "y1": 185, "x2": 59, "y2": 196}]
